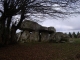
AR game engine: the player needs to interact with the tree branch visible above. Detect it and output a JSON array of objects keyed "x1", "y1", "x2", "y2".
[{"x1": 0, "y1": 10, "x2": 3, "y2": 14}]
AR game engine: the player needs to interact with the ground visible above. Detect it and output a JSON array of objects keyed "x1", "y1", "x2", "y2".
[{"x1": 0, "y1": 42, "x2": 80, "y2": 60}]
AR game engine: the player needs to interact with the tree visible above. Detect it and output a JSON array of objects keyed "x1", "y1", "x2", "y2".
[
  {"x1": 69, "y1": 32, "x2": 72, "y2": 38},
  {"x1": 77, "y1": 32, "x2": 80, "y2": 38},
  {"x1": 0, "y1": 0, "x2": 79, "y2": 45},
  {"x1": 72, "y1": 32, "x2": 77, "y2": 38}
]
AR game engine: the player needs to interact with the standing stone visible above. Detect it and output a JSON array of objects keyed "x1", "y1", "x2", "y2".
[
  {"x1": 41, "y1": 32, "x2": 49, "y2": 42},
  {"x1": 53, "y1": 32, "x2": 69, "y2": 43},
  {"x1": 20, "y1": 31, "x2": 30, "y2": 43},
  {"x1": 61, "y1": 33, "x2": 70, "y2": 42},
  {"x1": 49, "y1": 33, "x2": 55, "y2": 42},
  {"x1": 16, "y1": 32, "x2": 21, "y2": 41},
  {"x1": 48, "y1": 27, "x2": 56, "y2": 42},
  {"x1": 53, "y1": 32, "x2": 63, "y2": 42},
  {"x1": 30, "y1": 31, "x2": 39, "y2": 42}
]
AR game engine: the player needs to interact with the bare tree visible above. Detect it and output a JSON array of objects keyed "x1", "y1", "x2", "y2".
[{"x1": 0, "y1": 0, "x2": 79, "y2": 45}]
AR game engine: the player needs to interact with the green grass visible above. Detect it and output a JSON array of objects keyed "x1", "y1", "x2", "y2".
[
  {"x1": 73, "y1": 38, "x2": 80, "y2": 43},
  {"x1": 69, "y1": 38, "x2": 80, "y2": 43}
]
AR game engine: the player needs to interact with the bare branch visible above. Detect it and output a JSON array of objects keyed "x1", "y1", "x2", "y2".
[{"x1": 0, "y1": 10, "x2": 3, "y2": 14}]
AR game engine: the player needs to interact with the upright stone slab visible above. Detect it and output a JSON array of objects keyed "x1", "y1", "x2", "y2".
[
  {"x1": 49, "y1": 33, "x2": 55, "y2": 42},
  {"x1": 30, "y1": 31, "x2": 39, "y2": 42},
  {"x1": 41, "y1": 32, "x2": 49, "y2": 42},
  {"x1": 53, "y1": 32, "x2": 63, "y2": 42},
  {"x1": 60, "y1": 33, "x2": 70, "y2": 42},
  {"x1": 20, "y1": 31, "x2": 30, "y2": 43},
  {"x1": 16, "y1": 32, "x2": 21, "y2": 41}
]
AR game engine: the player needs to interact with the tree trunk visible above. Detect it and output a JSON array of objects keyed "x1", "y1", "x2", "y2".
[
  {"x1": 10, "y1": 25, "x2": 17, "y2": 44},
  {"x1": 0, "y1": 19, "x2": 6, "y2": 45}
]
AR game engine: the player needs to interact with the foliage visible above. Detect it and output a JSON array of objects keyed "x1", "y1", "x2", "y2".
[
  {"x1": 69, "y1": 32, "x2": 72, "y2": 38},
  {"x1": 73, "y1": 32, "x2": 77, "y2": 38},
  {"x1": 68, "y1": 32, "x2": 80, "y2": 38},
  {"x1": 77, "y1": 32, "x2": 80, "y2": 38},
  {"x1": 72, "y1": 38, "x2": 80, "y2": 43}
]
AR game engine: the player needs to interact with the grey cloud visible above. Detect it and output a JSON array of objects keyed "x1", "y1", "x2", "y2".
[{"x1": 40, "y1": 14, "x2": 80, "y2": 33}]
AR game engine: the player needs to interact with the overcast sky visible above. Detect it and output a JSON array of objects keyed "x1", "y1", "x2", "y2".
[
  {"x1": 38, "y1": 1, "x2": 80, "y2": 34},
  {"x1": 14, "y1": 0, "x2": 80, "y2": 33},
  {"x1": 38, "y1": 14, "x2": 80, "y2": 33},
  {"x1": 17, "y1": 14, "x2": 80, "y2": 33}
]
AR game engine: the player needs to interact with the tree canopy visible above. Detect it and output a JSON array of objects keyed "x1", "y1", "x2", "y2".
[{"x1": 0, "y1": 0, "x2": 80, "y2": 19}]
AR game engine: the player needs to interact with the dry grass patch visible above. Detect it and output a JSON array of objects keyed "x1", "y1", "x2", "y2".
[{"x1": 0, "y1": 43, "x2": 80, "y2": 60}]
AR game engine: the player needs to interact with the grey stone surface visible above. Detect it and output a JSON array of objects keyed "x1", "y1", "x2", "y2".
[
  {"x1": 20, "y1": 20, "x2": 42, "y2": 31},
  {"x1": 41, "y1": 32, "x2": 50, "y2": 42},
  {"x1": 17, "y1": 20, "x2": 57, "y2": 43},
  {"x1": 19, "y1": 31, "x2": 30, "y2": 43},
  {"x1": 61, "y1": 33, "x2": 70, "y2": 42},
  {"x1": 39, "y1": 26, "x2": 48, "y2": 31},
  {"x1": 53, "y1": 32, "x2": 69, "y2": 43},
  {"x1": 49, "y1": 33, "x2": 55, "y2": 42},
  {"x1": 53, "y1": 32, "x2": 64, "y2": 42},
  {"x1": 30, "y1": 31, "x2": 39, "y2": 42},
  {"x1": 48, "y1": 27, "x2": 56, "y2": 32}
]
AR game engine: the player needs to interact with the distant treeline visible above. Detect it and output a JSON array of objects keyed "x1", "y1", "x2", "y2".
[{"x1": 68, "y1": 32, "x2": 80, "y2": 38}]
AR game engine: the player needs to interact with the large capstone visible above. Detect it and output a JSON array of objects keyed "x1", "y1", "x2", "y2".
[
  {"x1": 48, "y1": 27, "x2": 56, "y2": 33},
  {"x1": 39, "y1": 26, "x2": 48, "y2": 32},
  {"x1": 20, "y1": 20, "x2": 42, "y2": 31},
  {"x1": 17, "y1": 20, "x2": 57, "y2": 43}
]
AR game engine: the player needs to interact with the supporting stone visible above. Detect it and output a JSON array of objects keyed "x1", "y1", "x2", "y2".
[
  {"x1": 53, "y1": 32, "x2": 63, "y2": 42},
  {"x1": 41, "y1": 32, "x2": 49, "y2": 42},
  {"x1": 30, "y1": 31, "x2": 39, "y2": 42},
  {"x1": 49, "y1": 33, "x2": 55, "y2": 42},
  {"x1": 20, "y1": 30, "x2": 30, "y2": 43},
  {"x1": 18, "y1": 20, "x2": 57, "y2": 43}
]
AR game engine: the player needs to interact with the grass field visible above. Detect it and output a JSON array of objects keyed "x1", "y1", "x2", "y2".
[
  {"x1": 0, "y1": 40, "x2": 80, "y2": 60},
  {"x1": 73, "y1": 38, "x2": 80, "y2": 43}
]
